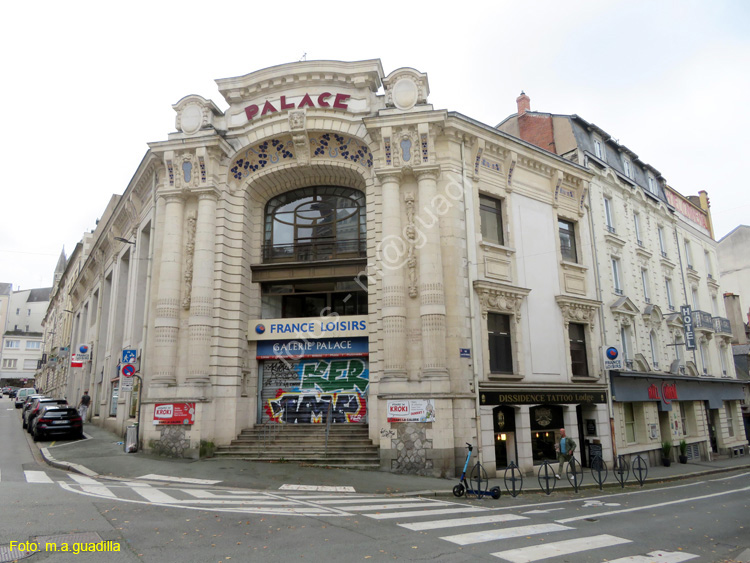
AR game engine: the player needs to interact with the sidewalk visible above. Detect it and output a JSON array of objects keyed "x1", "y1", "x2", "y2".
[{"x1": 40, "y1": 424, "x2": 750, "y2": 496}]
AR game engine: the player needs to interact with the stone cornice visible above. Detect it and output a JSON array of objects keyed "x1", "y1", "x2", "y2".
[
  {"x1": 474, "y1": 280, "x2": 531, "y2": 320},
  {"x1": 555, "y1": 295, "x2": 601, "y2": 326}
]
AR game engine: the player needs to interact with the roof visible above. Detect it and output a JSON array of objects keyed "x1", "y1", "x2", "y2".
[
  {"x1": 718, "y1": 224, "x2": 750, "y2": 243},
  {"x1": 27, "y1": 287, "x2": 52, "y2": 302}
]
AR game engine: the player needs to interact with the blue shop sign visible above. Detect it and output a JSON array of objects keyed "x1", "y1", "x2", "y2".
[{"x1": 257, "y1": 337, "x2": 369, "y2": 360}]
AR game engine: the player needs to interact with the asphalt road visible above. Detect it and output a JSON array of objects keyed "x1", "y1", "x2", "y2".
[{"x1": 2, "y1": 399, "x2": 749, "y2": 563}]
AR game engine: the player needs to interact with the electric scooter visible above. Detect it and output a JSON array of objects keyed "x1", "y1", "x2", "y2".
[{"x1": 453, "y1": 443, "x2": 501, "y2": 499}]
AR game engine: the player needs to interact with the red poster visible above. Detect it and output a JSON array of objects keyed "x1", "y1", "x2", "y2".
[{"x1": 153, "y1": 403, "x2": 196, "y2": 425}]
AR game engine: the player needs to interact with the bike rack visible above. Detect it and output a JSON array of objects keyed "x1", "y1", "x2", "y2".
[
  {"x1": 504, "y1": 461, "x2": 524, "y2": 498},
  {"x1": 632, "y1": 454, "x2": 648, "y2": 486},
  {"x1": 590, "y1": 454, "x2": 608, "y2": 491},
  {"x1": 537, "y1": 461, "x2": 558, "y2": 495},
  {"x1": 613, "y1": 455, "x2": 630, "y2": 488},
  {"x1": 567, "y1": 456, "x2": 583, "y2": 492}
]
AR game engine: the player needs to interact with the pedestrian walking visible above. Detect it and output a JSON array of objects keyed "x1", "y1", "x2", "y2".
[
  {"x1": 77, "y1": 390, "x2": 91, "y2": 422},
  {"x1": 555, "y1": 427, "x2": 576, "y2": 479}
]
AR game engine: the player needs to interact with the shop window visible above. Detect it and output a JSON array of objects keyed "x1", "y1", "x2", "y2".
[
  {"x1": 262, "y1": 280, "x2": 368, "y2": 319},
  {"x1": 264, "y1": 186, "x2": 366, "y2": 262},
  {"x1": 725, "y1": 403, "x2": 734, "y2": 437},
  {"x1": 679, "y1": 403, "x2": 688, "y2": 436},
  {"x1": 624, "y1": 403, "x2": 636, "y2": 443},
  {"x1": 569, "y1": 323, "x2": 588, "y2": 377},
  {"x1": 558, "y1": 219, "x2": 578, "y2": 263},
  {"x1": 488, "y1": 313, "x2": 513, "y2": 374},
  {"x1": 479, "y1": 195, "x2": 504, "y2": 245}
]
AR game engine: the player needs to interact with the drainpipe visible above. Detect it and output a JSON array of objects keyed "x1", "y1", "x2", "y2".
[
  {"x1": 461, "y1": 141, "x2": 484, "y2": 462},
  {"x1": 586, "y1": 184, "x2": 616, "y2": 461}
]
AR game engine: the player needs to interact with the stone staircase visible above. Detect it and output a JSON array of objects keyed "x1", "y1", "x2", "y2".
[{"x1": 214, "y1": 424, "x2": 381, "y2": 469}]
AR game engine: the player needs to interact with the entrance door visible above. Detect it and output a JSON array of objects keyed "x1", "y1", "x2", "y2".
[
  {"x1": 493, "y1": 406, "x2": 516, "y2": 469},
  {"x1": 705, "y1": 402, "x2": 718, "y2": 453}
]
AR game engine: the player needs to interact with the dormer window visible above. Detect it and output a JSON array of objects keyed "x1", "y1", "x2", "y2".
[
  {"x1": 593, "y1": 138, "x2": 604, "y2": 160},
  {"x1": 623, "y1": 158, "x2": 632, "y2": 179}
]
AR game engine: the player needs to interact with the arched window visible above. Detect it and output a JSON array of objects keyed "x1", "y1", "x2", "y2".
[{"x1": 264, "y1": 186, "x2": 366, "y2": 262}]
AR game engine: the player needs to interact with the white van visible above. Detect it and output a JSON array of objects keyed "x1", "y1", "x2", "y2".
[{"x1": 14, "y1": 388, "x2": 38, "y2": 408}]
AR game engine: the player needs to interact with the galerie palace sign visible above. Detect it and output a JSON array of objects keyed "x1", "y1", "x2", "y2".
[{"x1": 245, "y1": 92, "x2": 351, "y2": 121}]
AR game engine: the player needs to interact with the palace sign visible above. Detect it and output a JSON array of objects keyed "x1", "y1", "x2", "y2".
[{"x1": 245, "y1": 92, "x2": 351, "y2": 121}]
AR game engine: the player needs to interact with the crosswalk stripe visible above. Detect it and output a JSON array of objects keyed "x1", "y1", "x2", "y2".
[
  {"x1": 314, "y1": 497, "x2": 429, "y2": 505},
  {"x1": 400, "y1": 513, "x2": 528, "y2": 531},
  {"x1": 285, "y1": 494, "x2": 374, "y2": 500},
  {"x1": 442, "y1": 523, "x2": 573, "y2": 546},
  {"x1": 491, "y1": 534, "x2": 632, "y2": 562},
  {"x1": 342, "y1": 502, "x2": 448, "y2": 512},
  {"x1": 67, "y1": 474, "x2": 118, "y2": 499},
  {"x1": 128, "y1": 483, "x2": 180, "y2": 503},
  {"x1": 605, "y1": 550, "x2": 699, "y2": 563},
  {"x1": 137, "y1": 474, "x2": 221, "y2": 485},
  {"x1": 367, "y1": 507, "x2": 489, "y2": 520},
  {"x1": 24, "y1": 470, "x2": 54, "y2": 483},
  {"x1": 279, "y1": 484, "x2": 356, "y2": 492}
]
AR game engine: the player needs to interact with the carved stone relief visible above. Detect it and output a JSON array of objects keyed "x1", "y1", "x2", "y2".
[{"x1": 182, "y1": 212, "x2": 196, "y2": 309}]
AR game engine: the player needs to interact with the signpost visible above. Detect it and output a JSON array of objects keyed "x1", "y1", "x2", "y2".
[
  {"x1": 603, "y1": 346, "x2": 622, "y2": 370},
  {"x1": 122, "y1": 349, "x2": 137, "y2": 364},
  {"x1": 121, "y1": 363, "x2": 135, "y2": 391}
]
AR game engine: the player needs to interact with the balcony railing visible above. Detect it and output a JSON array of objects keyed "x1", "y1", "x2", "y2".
[
  {"x1": 645, "y1": 297, "x2": 651, "y2": 304},
  {"x1": 614, "y1": 288, "x2": 624, "y2": 296},
  {"x1": 712, "y1": 316, "x2": 732, "y2": 336},
  {"x1": 637, "y1": 239, "x2": 643, "y2": 247},
  {"x1": 263, "y1": 239, "x2": 366, "y2": 263},
  {"x1": 692, "y1": 310, "x2": 714, "y2": 331},
  {"x1": 661, "y1": 251, "x2": 668, "y2": 258},
  {"x1": 606, "y1": 225, "x2": 616, "y2": 234}
]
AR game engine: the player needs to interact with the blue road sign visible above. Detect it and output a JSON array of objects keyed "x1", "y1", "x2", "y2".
[{"x1": 122, "y1": 349, "x2": 137, "y2": 364}]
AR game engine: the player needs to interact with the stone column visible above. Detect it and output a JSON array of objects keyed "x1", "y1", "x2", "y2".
[
  {"x1": 377, "y1": 171, "x2": 407, "y2": 379},
  {"x1": 415, "y1": 168, "x2": 447, "y2": 377},
  {"x1": 562, "y1": 404, "x2": 581, "y2": 452},
  {"x1": 186, "y1": 189, "x2": 218, "y2": 385},
  {"x1": 515, "y1": 406, "x2": 534, "y2": 474},
  {"x1": 152, "y1": 192, "x2": 185, "y2": 386}
]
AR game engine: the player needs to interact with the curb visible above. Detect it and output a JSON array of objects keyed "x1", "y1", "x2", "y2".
[{"x1": 40, "y1": 447, "x2": 99, "y2": 478}]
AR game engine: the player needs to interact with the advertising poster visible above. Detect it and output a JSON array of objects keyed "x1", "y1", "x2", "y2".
[
  {"x1": 153, "y1": 403, "x2": 196, "y2": 425},
  {"x1": 387, "y1": 399, "x2": 436, "y2": 423}
]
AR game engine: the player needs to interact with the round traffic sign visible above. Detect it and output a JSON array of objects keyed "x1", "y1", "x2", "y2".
[{"x1": 122, "y1": 364, "x2": 136, "y2": 377}]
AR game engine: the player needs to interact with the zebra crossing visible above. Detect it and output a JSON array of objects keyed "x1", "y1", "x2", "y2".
[{"x1": 7, "y1": 470, "x2": 701, "y2": 561}]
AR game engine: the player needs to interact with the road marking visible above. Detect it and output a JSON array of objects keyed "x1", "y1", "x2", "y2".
[
  {"x1": 313, "y1": 497, "x2": 428, "y2": 505},
  {"x1": 442, "y1": 523, "x2": 572, "y2": 546},
  {"x1": 522, "y1": 508, "x2": 565, "y2": 514},
  {"x1": 400, "y1": 513, "x2": 527, "y2": 531},
  {"x1": 279, "y1": 484, "x2": 356, "y2": 492},
  {"x1": 129, "y1": 482, "x2": 181, "y2": 503},
  {"x1": 345, "y1": 502, "x2": 447, "y2": 511},
  {"x1": 557, "y1": 485, "x2": 750, "y2": 524},
  {"x1": 137, "y1": 474, "x2": 222, "y2": 485},
  {"x1": 24, "y1": 470, "x2": 54, "y2": 483},
  {"x1": 491, "y1": 534, "x2": 631, "y2": 562},
  {"x1": 605, "y1": 550, "x2": 699, "y2": 562},
  {"x1": 285, "y1": 494, "x2": 375, "y2": 500},
  {"x1": 710, "y1": 472, "x2": 750, "y2": 481},
  {"x1": 367, "y1": 507, "x2": 486, "y2": 520},
  {"x1": 69, "y1": 474, "x2": 117, "y2": 499}
]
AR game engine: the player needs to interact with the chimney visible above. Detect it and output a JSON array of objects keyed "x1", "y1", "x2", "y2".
[{"x1": 517, "y1": 91, "x2": 530, "y2": 114}]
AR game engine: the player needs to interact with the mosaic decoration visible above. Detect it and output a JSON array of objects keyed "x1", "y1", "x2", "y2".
[
  {"x1": 167, "y1": 159, "x2": 174, "y2": 186},
  {"x1": 384, "y1": 137, "x2": 392, "y2": 165},
  {"x1": 230, "y1": 138, "x2": 294, "y2": 181},
  {"x1": 474, "y1": 148, "x2": 483, "y2": 175},
  {"x1": 480, "y1": 158, "x2": 501, "y2": 172},
  {"x1": 198, "y1": 156, "x2": 206, "y2": 182},
  {"x1": 421, "y1": 133, "x2": 429, "y2": 163},
  {"x1": 310, "y1": 133, "x2": 373, "y2": 168}
]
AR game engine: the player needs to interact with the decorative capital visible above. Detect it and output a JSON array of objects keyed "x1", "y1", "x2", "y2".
[
  {"x1": 555, "y1": 296, "x2": 600, "y2": 328},
  {"x1": 474, "y1": 280, "x2": 530, "y2": 321}
]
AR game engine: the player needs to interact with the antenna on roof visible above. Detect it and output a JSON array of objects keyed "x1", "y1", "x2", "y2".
[{"x1": 300, "y1": 52, "x2": 307, "y2": 62}]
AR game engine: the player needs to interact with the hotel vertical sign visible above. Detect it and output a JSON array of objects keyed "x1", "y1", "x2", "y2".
[{"x1": 681, "y1": 305, "x2": 696, "y2": 350}]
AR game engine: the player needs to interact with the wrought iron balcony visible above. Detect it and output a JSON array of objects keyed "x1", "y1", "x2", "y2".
[
  {"x1": 606, "y1": 225, "x2": 616, "y2": 234},
  {"x1": 262, "y1": 239, "x2": 366, "y2": 263},
  {"x1": 661, "y1": 251, "x2": 668, "y2": 258},
  {"x1": 712, "y1": 316, "x2": 732, "y2": 336},
  {"x1": 692, "y1": 310, "x2": 714, "y2": 331},
  {"x1": 614, "y1": 288, "x2": 624, "y2": 296}
]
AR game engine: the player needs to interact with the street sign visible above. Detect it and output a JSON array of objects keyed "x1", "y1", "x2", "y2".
[
  {"x1": 122, "y1": 349, "x2": 137, "y2": 364},
  {"x1": 77, "y1": 344, "x2": 91, "y2": 362},
  {"x1": 121, "y1": 377, "x2": 134, "y2": 391},
  {"x1": 681, "y1": 305, "x2": 696, "y2": 350},
  {"x1": 603, "y1": 346, "x2": 622, "y2": 370},
  {"x1": 121, "y1": 364, "x2": 136, "y2": 378}
]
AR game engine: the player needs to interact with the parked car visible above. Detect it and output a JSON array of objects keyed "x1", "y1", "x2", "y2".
[
  {"x1": 24, "y1": 398, "x2": 67, "y2": 431},
  {"x1": 15, "y1": 388, "x2": 39, "y2": 408},
  {"x1": 20, "y1": 395, "x2": 46, "y2": 423},
  {"x1": 31, "y1": 406, "x2": 83, "y2": 442},
  {"x1": 8, "y1": 388, "x2": 18, "y2": 398}
]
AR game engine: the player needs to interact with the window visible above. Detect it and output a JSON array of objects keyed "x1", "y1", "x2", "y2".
[
  {"x1": 641, "y1": 269, "x2": 650, "y2": 303},
  {"x1": 612, "y1": 258, "x2": 623, "y2": 295},
  {"x1": 27, "y1": 308, "x2": 31, "y2": 316},
  {"x1": 620, "y1": 325, "x2": 632, "y2": 363},
  {"x1": 624, "y1": 403, "x2": 636, "y2": 443},
  {"x1": 679, "y1": 403, "x2": 688, "y2": 436},
  {"x1": 725, "y1": 403, "x2": 734, "y2": 437},
  {"x1": 263, "y1": 186, "x2": 366, "y2": 262},
  {"x1": 658, "y1": 226, "x2": 667, "y2": 257},
  {"x1": 488, "y1": 313, "x2": 513, "y2": 374},
  {"x1": 647, "y1": 175, "x2": 657, "y2": 195},
  {"x1": 479, "y1": 195, "x2": 504, "y2": 246},
  {"x1": 604, "y1": 197, "x2": 615, "y2": 233},
  {"x1": 649, "y1": 331, "x2": 659, "y2": 369},
  {"x1": 665, "y1": 278, "x2": 674, "y2": 310},
  {"x1": 691, "y1": 287, "x2": 699, "y2": 309},
  {"x1": 558, "y1": 219, "x2": 578, "y2": 262},
  {"x1": 704, "y1": 251, "x2": 713, "y2": 278},
  {"x1": 593, "y1": 138, "x2": 604, "y2": 160},
  {"x1": 26, "y1": 341, "x2": 41, "y2": 350},
  {"x1": 569, "y1": 323, "x2": 589, "y2": 377},
  {"x1": 712, "y1": 295, "x2": 719, "y2": 316},
  {"x1": 2, "y1": 358, "x2": 17, "y2": 369},
  {"x1": 699, "y1": 342, "x2": 709, "y2": 374},
  {"x1": 23, "y1": 359, "x2": 37, "y2": 370},
  {"x1": 684, "y1": 240, "x2": 693, "y2": 268},
  {"x1": 5, "y1": 340, "x2": 20, "y2": 349},
  {"x1": 262, "y1": 280, "x2": 368, "y2": 319},
  {"x1": 16, "y1": 308, "x2": 20, "y2": 315},
  {"x1": 720, "y1": 345, "x2": 728, "y2": 376},
  {"x1": 634, "y1": 213, "x2": 642, "y2": 244},
  {"x1": 623, "y1": 158, "x2": 632, "y2": 179}
]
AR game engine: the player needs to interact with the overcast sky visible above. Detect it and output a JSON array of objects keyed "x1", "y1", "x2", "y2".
[{"x1": 1, "y1": 0, "x2": 748, "y2": 292}]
